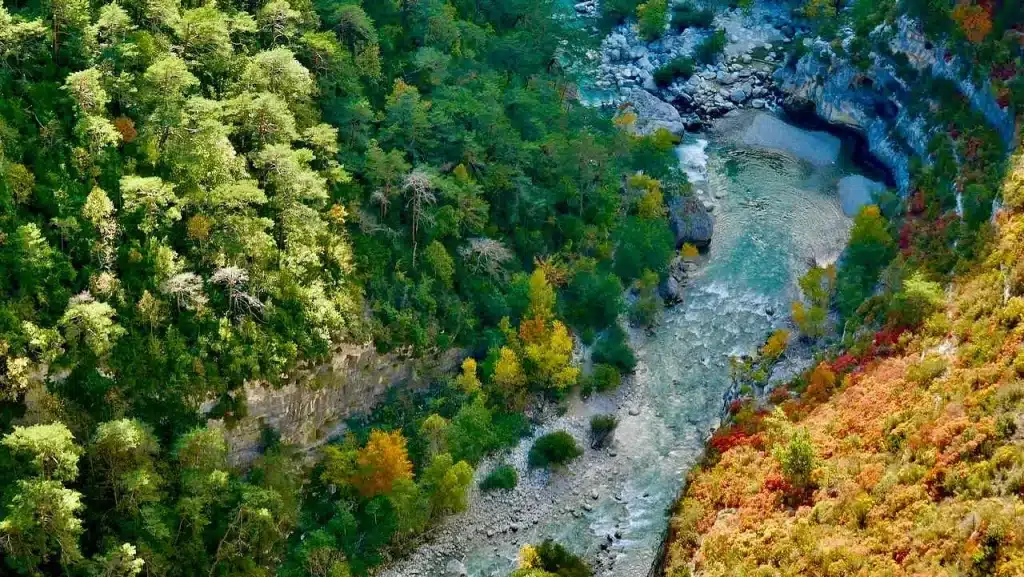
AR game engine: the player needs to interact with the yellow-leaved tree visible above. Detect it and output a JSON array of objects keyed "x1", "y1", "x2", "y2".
[
  {"x1": 525, "y1": 321, "x2": 579, "y2": 391},
  {"x1": 492, "y1": 346, "x2": 528, "y2": 410}
]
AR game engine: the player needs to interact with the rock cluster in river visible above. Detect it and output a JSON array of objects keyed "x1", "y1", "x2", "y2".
[{"x1": 587, "y1": 6, "x2": 811, "y2": 130}]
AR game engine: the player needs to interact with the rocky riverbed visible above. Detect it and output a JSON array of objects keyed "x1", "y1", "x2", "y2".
[{"x1": 578, "y1": 2, "x2": 805, "y2": 129}]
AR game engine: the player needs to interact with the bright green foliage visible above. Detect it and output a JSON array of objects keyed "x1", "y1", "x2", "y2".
[
  {"x1": 770, "y1": 412, "x2": 817, "y2": 491},
  {"x1": 792, "y1": 264, "x2": 836, "y2": 339},
  {"x1": 0, "y1": 0, "x2": 679, "y2": 574},
  {"x1": 1, "y1": 423, "x2": 85, "y2": 573},
  {"x1": 447, "y1": 396, "x2": 498, "y2": 466},
  {"x1": 511, "y1": 540, "x2": 593, "y2": 577},
  {"x1": 884, "y1": 271, "x2": 944, "y2": 329},
  {"x1": 3, "y1": 423, "x2": 81, "y2": 482},
  {"x1": 92, "y1": 543, "x2": 145, "y2": 577},
  {"x1": 421, "y1": 453, "x2": 473, "y2": 515},
  {"x1": 637, "y1": 0, "x2": 669, "y2": 41}
]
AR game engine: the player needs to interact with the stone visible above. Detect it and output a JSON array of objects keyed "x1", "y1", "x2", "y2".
[
  {"x1": 622, "y1": 88, "x2": 685, "y2": 135},
  {"x1": 838, "y1": 175, "x2": 887, "y2": 217},
  {"x1": 628, "y1": 407, "x2": 641, "y2": 416},
  {"x1": 751, "y1": 98, "x2": 766, "y2": 109},
  {"x1": 591, "y1": 490, "x2": 600, "y2": 500},
  {"x1": 741, "y1": 53, "x2": 752, "y2": 63},
  {"x1": 729, "y1": 88, "x2": 748, "y2": 103}
]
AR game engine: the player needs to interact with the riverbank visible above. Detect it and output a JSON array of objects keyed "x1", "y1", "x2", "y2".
[{"x1": 378, "y1": 109, "x2": 871, "y2": 577}]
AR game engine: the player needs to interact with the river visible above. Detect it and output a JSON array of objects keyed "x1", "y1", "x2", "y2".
[{"x1": 380, "y1": 110, "x2": 872, "y2": 577}]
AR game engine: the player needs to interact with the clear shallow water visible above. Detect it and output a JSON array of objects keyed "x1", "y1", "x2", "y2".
[{"x1": 390, "y1": 113, "x2": 863, "y2": 577}]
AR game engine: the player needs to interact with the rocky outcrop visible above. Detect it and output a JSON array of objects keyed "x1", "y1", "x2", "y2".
[
  {"x1": 203, "y1": 343, "x2": 464, "y2": 465},
  {"x1": 669, "y1": 195, "x2": 714, "y2": 249}
]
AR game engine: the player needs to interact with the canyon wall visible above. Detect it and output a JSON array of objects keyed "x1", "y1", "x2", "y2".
[{"x1": 203, "y1": 343, "x2": 464, "y2": 465}]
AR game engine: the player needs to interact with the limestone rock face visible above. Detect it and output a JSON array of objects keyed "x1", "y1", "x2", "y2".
[{"x1": 669, "y1": 196, "x2": 714, "y2": 249}]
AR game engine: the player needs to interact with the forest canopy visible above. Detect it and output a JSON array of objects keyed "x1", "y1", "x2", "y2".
[{"x1": 0, "y1": 0, "x2": 682, "y2": 575}]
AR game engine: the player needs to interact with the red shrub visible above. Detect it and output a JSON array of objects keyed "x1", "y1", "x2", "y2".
[
  {"x1": 762, "y1": 473, "x2": 791, "y2": 494},
  {"x1": 832, "y1": 354, "x2": 858, "y2": 374}
]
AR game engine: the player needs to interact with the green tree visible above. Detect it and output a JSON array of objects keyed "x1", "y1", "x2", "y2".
[
  {"x1": 1, "y1": 423, "x2": 85, "y2": 573},
  {"x1": 836, "y1": 206, "x2": 896, "y2": 318},
  {"x1": 421, "y1": 453, "x2": 473, "y2": 516}
]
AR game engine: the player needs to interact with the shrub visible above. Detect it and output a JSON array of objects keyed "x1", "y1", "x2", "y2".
[
  {"x1": 672, "y1": 3, "x2": 714, "y2": 31},
  {"x1": 906, "y1": 355, "x2": 947, "y2": 385},
  {"x1": 653, "y1": 57, "x2": 696, "y2": 88},
  {"x1": 480, "y1": 464, "x2": 518, "y2": 491},
  {"x1": 774, "y1": 427, "x2": 817, "y2": 491},
  {"x1": 694, "y1": 29, "x2": 727, "y2": 65},
  {"x1": 562, "y1": 270, "x2": 624, "y2": 333},
  {"x1": 637, "y1": 0, "x2": 669, "y2": 41},
  {"x1": 528, "y1": 541, "x2": 593, "y2": 577},
  {"x1": 589, "y1": 414, "x2": 618, "y2": 448},
  {"x1": 592, "y1": 364, "x2": 622, "y2": 392},
  {"x1": 528, "y1": 431, "x2": 583, "y2": 469}
]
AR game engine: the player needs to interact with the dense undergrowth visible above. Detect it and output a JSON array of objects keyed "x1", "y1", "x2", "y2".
[{"x1": 662, "y1": 0, "x2": 1024, "y2": 575}]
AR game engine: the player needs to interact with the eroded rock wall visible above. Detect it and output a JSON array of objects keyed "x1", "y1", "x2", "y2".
[{"x1": 204, "y1": 344, "x2": 464, "y2": 465}]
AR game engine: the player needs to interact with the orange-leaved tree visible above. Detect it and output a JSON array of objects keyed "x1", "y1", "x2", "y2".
[
  {"x1": 952, "y1": 1, "x2": 992, "y2": 44},
  {"x1": 352, "y1": 430, "x2": 413, "y2": 498}
]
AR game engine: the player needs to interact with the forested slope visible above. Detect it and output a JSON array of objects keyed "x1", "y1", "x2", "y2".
[{"x1": 0, "y1": 0, "x2": 683, "y2": 575}]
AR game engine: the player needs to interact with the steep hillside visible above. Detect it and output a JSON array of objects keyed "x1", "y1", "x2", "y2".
[
  {"x1": 663, "y1": 143, "x2": 1024, "y2": 577},
  {"x1": 658, "y1": 0, "x2": 1024, "y2": 574}
]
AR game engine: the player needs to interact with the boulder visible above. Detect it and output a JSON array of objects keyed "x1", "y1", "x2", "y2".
[
  {"x1": 623, "y1": 88, "x2": 685, "y2": 135},
  {"x1": 668, "y1": 196, "x2": 714, "y2": 249},
  {"x1": 659, "y1": 274, "x2": 683, "y2": 305},
  {"x1": 838, "y1": 175, "x2": 887, "y2": 217}
]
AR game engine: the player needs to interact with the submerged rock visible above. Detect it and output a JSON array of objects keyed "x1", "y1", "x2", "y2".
[
  {"x1": 669, "y1": 196, "x2": 714, "y2": 249},
  {"x1": 445, "y1": 559, "x2": 467, "y2": 577}
]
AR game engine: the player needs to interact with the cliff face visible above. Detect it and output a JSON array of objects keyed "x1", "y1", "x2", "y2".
[
  {"x1": 203, "y1": 344, "x2": 464, "y2": 465},
  {"x1": 775, "y1": 16, "x2": 1018, "y2": 195}
]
